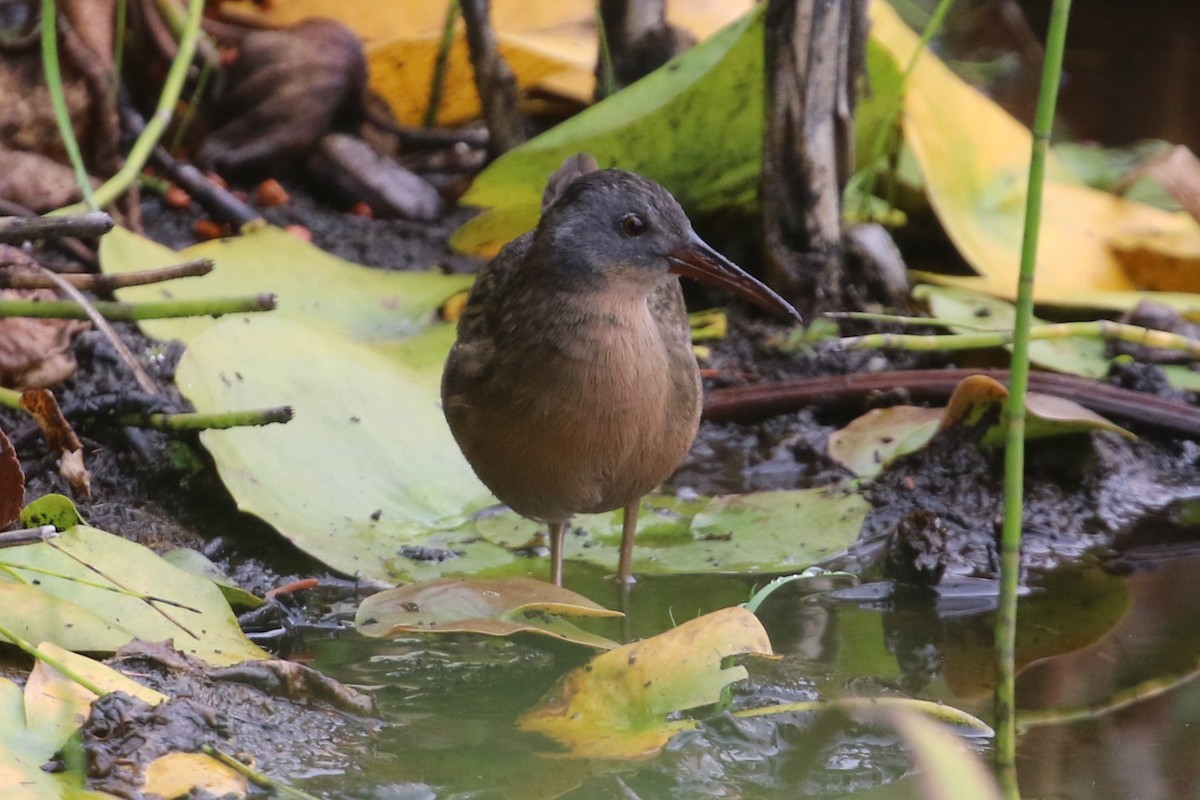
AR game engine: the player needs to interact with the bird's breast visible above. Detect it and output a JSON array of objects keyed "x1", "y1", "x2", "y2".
[{"x1": 443, "y1": 282, "x2": 701, "y2": 522}]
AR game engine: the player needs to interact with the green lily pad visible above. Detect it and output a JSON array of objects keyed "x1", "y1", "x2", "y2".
[
  {"x1": 356, "y1": 578, "x2": 622, "y2": 649},
  {"x1": 0, "y1": 496, "x2": 267, "y2": 666},
  {"x1": 474, "y1": 488, "x2": 869, "y2": 576},
  {"x1": 451, "y1": 6, "x2": 765, "y2": 256}
]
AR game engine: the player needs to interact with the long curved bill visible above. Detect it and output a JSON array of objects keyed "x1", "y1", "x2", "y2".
[{"x1": 667, "y1": 232, "x2": 802, "y2": 323}]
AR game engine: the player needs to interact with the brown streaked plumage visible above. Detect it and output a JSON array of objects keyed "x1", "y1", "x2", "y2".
[{"x1": 442, "y1": 157, "x2": 801, "y2": 585}]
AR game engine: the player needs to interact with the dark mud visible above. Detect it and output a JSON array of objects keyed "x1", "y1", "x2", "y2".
[{"x1": 57, "y1": 642, "x2": 379, "y2": 798}]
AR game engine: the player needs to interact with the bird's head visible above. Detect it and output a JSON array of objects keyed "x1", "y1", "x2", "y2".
[{"x1": 534, "y1": 169, "x2": 801, "y2": 322}]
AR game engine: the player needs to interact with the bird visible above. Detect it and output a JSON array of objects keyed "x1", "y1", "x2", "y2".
[{"x1": 442, "y1": 155, "x2": 801, "y2": 586}]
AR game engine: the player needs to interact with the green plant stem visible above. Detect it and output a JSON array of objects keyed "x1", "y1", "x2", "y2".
[
  {"x1": 1018, "y1": 661, "x2": 1200, "y2": 731},
  {"x1": 995, "y1": 0, "x2": 1072, "y2": 793},
  {"x1": 0, "y1": 619, "x2": 107, "y2": 696},
  {"x1": 201, "y1": 746, "x2": 323, "y2": 800},
  {"x1": 424, "y1": 0, "x2": 461, "y2": 128},
  {"x1": 0, "y1": 293, "x2": 275, "y2": 321},
  {"x1": 834, "y1": 320, "x2": 1200, "y2": 357},
  {"x1": 41, "y1": 0, "x2": 97, "y2": 210},
  {"x1": 0, "y1": 560, "x2": 199, "y2": 611},
  {"x1": 56, "y1": 0, "x2": 204, "y2": 215},
  {"x1": 118, "y1": 406, "x2": 294, "y2": 432},
  {"x1": 732, "y1": 696, "x2": 992, "y2": 735}
]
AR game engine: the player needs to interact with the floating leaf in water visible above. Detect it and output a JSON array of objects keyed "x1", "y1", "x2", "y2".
[
  {"x1": 518, "y1": 606, "x2": 771, "y2": 758},
  {"x1": 356, "y1": 577, "x2": 622, "y2": 649}
]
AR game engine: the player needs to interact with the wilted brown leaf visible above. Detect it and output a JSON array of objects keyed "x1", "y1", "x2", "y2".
[
  {"x1": 0, "y1": 426, "x2": 23, "y2": 528},
  {"x1": 20, "y1": 389, "x2": 91, "y2": 498},
  {"x1": 198, "y1": 19, "x2": 367, "y2": 174},
  {"x1": 0, "y1": 284, "x2": 87, "y2": 388}
]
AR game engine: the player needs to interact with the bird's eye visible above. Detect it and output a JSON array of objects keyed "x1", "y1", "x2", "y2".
[{"x1": 619, "y1": 213, "x2": 647, "y2": 237}]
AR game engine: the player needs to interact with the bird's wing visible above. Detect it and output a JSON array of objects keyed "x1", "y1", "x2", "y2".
[{"x1": 452, "y1": 231, "x2": 534, "y2": 347}]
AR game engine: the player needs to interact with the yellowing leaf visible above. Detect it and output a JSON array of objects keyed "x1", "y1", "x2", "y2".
[
  {"x1": 826, "y1": 405, "x2": 942, "y2": 479},
  {"x1": 869, "y1": 1, "x2": 1200, "y2": 311},
  {"x1": 143, "y1": 752, "x2": 249, "y2": 800},
  {"x1": 828, "y1": 375, "x2": 1133, "y2": 478},
  {"x1": 518, "y1": 606, "x2": 771, "y2": 758},
  {"x1": 1109, "y1": 226, "x2": 1200, "y2": 293},
  {"x1": 368, "y1": 35, "x2": 583, "y2": 127},
  {"x1": 2, "y1": 497, "x2": 268, "y2": 666},
  {"x1": 224, "y1": 0, "x2": 752, "y2": 122}
]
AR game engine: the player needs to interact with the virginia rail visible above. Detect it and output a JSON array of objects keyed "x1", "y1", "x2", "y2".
[{"x1": 442, "y1": 156, "x2": 801, "y2": 585}]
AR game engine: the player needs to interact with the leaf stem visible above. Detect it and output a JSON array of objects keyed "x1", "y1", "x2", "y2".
[
  {"x1": 0, "y1": 294, "x2": 275, "y2": 321},
  {"x1": 118, "y1": 406, "x2": 294, "y2": 432},
  {"x1": 55, "y1": 0, "x2": 204, "y2": 215},
  {"x1": 40, "y1": 0, "x2": 97, "y2": 210},
  {"x1": 0, "y1": 619, "x2": 107, "y2": 696}
]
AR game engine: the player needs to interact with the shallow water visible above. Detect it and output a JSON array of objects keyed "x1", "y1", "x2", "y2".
[{"x1": 299, "y1": 552, "x2": 1200, "y2": 799}]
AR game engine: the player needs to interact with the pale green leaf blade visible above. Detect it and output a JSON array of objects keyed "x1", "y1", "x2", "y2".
[
  {"x1": 176, "y1": 315, "x2": 504, "y2": 581},
  {"x1": 476, "y1": 488, "x2": 869, "y2": 575},
  {"x1": 0, "y1": 505, "x2": 267, "y2": 665},
  {"x1": 98, "y1": 225, "x2": 472, "y2": 344}
]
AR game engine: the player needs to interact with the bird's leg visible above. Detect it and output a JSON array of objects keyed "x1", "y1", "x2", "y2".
[
  {"x1": 549, "y1": 521, "x2": 567, "y2": 586},
  {"x1": 617, "y1": 500, "x2": 639, "y2": 584}
]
